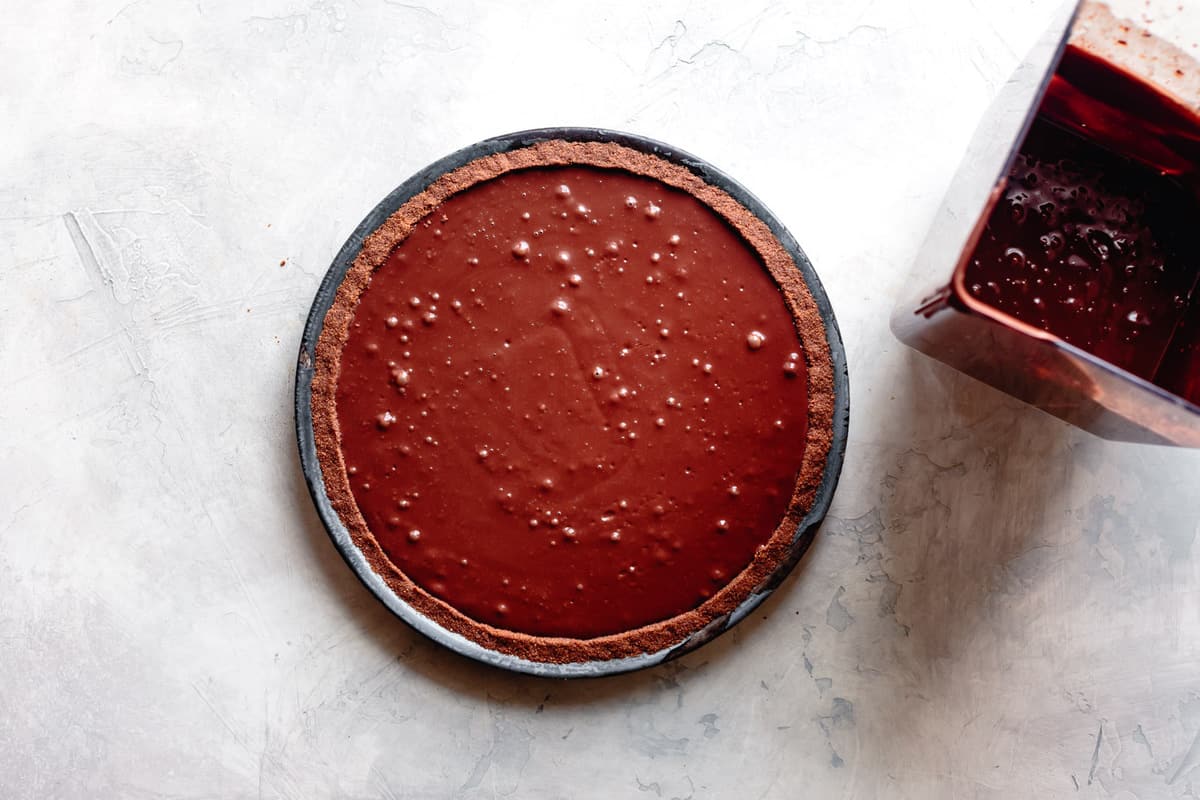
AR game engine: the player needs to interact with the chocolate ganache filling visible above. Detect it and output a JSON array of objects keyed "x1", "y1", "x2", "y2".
[{"x1": 333, "y1": 165, "x2": 812, "y2": 638}]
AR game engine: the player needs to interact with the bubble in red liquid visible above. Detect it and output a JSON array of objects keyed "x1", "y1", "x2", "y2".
[{"x1": 1004, "y1": 247, "x2": 1026, "y2": 270}]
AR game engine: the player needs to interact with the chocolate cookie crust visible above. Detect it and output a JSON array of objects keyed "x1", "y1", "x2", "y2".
[{"x1": 310, "y1": 140, "x2": 835, "y2": 663}]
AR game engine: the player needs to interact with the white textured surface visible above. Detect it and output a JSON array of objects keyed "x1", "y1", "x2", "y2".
[{"x1": 3, "y1": 1, "x2": 1200, "y2": 797}]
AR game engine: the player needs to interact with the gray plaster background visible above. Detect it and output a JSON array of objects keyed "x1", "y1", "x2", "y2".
[{"x1": 2, "y1": 1, "x2": 1199, "y2": 797}]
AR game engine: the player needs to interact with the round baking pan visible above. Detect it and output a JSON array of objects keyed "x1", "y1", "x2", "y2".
[{"x1": 295, "y1": 128, "x2": 849, "y2": 677}]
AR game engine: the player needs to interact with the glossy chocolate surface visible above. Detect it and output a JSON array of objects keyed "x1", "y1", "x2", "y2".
[{"x1": 334, "y1": 166, "x2": 810, "y2": 637}]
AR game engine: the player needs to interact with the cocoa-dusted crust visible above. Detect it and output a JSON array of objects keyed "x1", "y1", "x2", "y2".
[{"x1": 311, "y1": 140, "x2": 835, "y2": 663}]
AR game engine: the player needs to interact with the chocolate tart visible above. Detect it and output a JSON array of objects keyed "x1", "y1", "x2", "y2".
[{"x1": 296, "y1": 129, "x2": 848, "y2": 676}]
